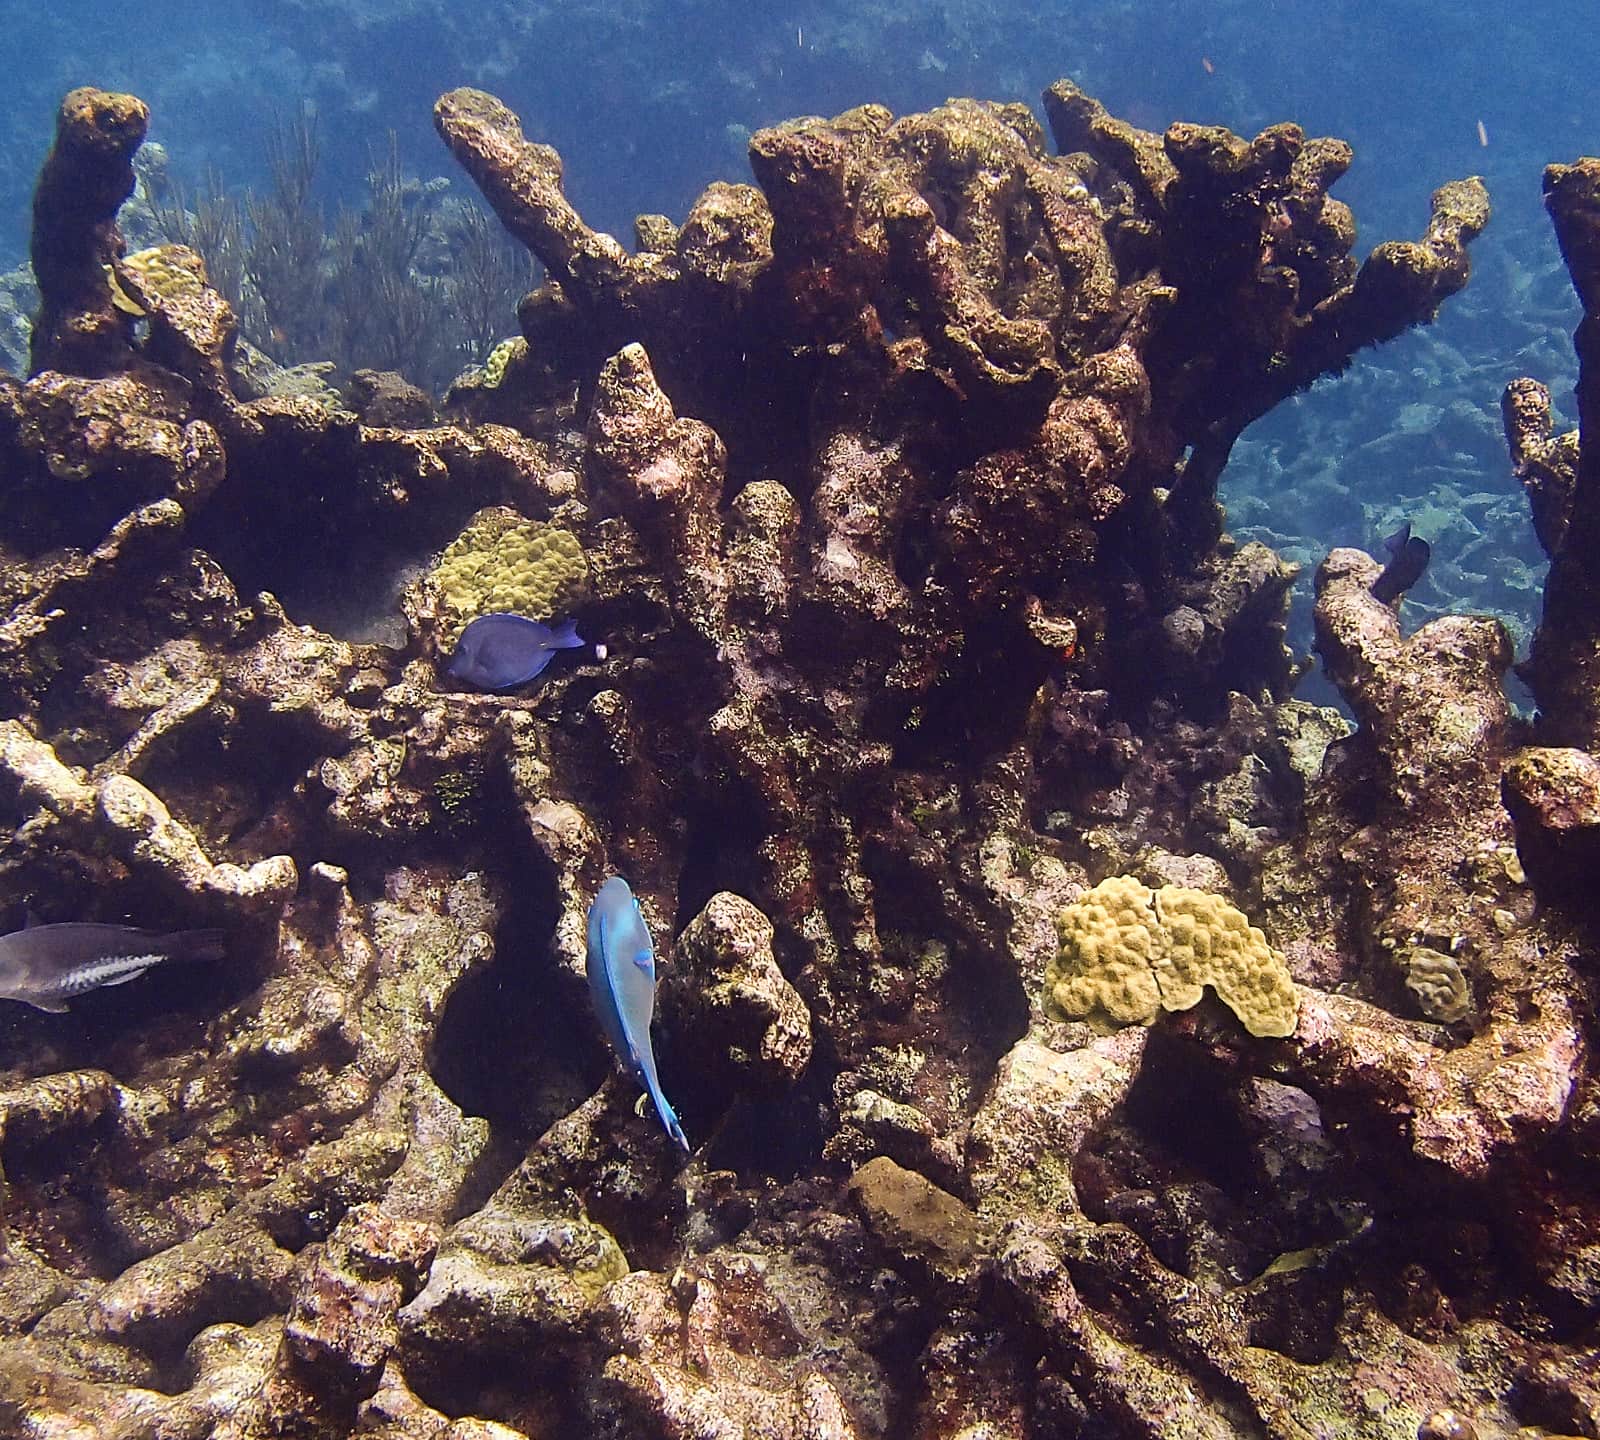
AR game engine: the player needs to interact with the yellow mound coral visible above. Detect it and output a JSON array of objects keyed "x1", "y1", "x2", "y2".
[
  {"x1": 429, "y1": 507, "x2": 588, "y2": 649},
  {"x1": 481, "y1": 336, "x2": 527, "y2": 389},
  {"x1": 1047, "y1": 875, "x2": 1299, "y2": 1038},
  {"x1": 109, "y1": 245, "x2": 211, "y2": 315}
]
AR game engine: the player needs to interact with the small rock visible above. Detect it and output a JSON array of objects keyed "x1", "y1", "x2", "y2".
[{"x1": 847, "y1": 1156, "x2": 987, "y2": 1280}]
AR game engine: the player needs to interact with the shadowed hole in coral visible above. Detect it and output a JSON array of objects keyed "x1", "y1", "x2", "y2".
[
  {"x1": 185, "y1": 479, "x2": 490, "y2": 644},
  {"x1": 1102, "y1": 1027, "x2": 1258, "y2": 1201},
  {"x1": 890, "y1": 616, "x2": 1054, "y2": 768},
  {"x1": 681, "y1": 344, "x2": 814, "y2": 501},
  {"x1": 649, "y1": 813, "x2": 831, "y2": 1183},
  {"x1": 428, "y1": 863, "x2": 601, "y2": 1216},
  {"x1": 0, "y1": 1114, "x2": 127, "y2": 1281},
  {"x1": 944, "y1": 933, "x2": 1030, "y2": 1066},
  {"x1": 671, "y1": 797, "x2": 769, "y2": 936},
  {"x1": 863, "y1": 836, "x2": 1031, "y2": 1089},
  {"x1": 1073, "y1": 1028, "x2": 1268, "y2": 1282},
  {"x1": 1071, "y1": 1028, "x2": 1372, "y2": 1371},
  {"x1": 400, "y1": 1328, "x2": 581, "y2": 1435},
  {"x1": 678, "y1": 1073, "x2": 835, "y2": 1194},
  {"x1": 134, "y1": 712, "x2": 333, "y2": 860}
]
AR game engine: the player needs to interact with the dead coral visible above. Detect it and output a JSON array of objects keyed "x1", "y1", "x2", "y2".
[
  {"x1": 4, "y1": 72, "x2": 1597, "y2": 1440},
  {"x1": 1506, "y1": 160, "x2": 1600, "y2": 752},
  {"x1": 668, "y1": 891, "x2": 812, "y2": 1094},
  {"x1": 29, "y1": 88, "x2": 150, "y2": 376},
  {"x1": 1305, "y1": 545, "x2": 1525, "y2": 991}
]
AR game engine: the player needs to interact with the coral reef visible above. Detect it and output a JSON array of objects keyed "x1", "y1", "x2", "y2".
[{"x1": 0, "y1": 73, "x2": 1595, "y2": 1440}]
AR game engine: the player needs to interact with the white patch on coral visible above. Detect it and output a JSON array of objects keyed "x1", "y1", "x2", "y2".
[{"x1": 823, "y1": 537, "x2": 859, "y2": 572}]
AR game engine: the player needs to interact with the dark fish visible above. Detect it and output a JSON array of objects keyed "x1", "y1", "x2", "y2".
[
  {"x1": 1370, "y1": 522, "x2": 1431, "y2": 604},
  {"x1": 446, "y1": 613, "x2": 585, "y2": 691},
  {"x1": 0, "y1": 924, "x2": 226, "y2": 1013},
  {"x1": 585, "y1": 876, "x2": 690, "y2": 1152}
]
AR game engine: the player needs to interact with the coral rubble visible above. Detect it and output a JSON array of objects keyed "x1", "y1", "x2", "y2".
[{"x1": 0, "y1": 74, "x2": 1594, "y2": 1440}]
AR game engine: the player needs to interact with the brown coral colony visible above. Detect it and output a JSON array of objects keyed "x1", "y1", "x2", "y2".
[{"x1": 0, "y1": 72, "x2": 1593, "y2": 1440}]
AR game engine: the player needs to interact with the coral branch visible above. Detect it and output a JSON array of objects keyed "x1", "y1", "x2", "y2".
[{"x1": 29, "y1": 88, "x2": 149, "y2": 375}]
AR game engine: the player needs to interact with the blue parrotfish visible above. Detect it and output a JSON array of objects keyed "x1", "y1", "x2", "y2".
[
  {"x1": 1370, "y1": 522, "x2": 1431, "y2": 604},
  {"x1": 446, "y1": 613, "x2": 585, "y2": 691},
  {"x1": 0, "y1": 923, "x2": 226, "y2": 1013},
  {"x1": 585, "y1": 876, "x2": 690, "y2": 1152}
]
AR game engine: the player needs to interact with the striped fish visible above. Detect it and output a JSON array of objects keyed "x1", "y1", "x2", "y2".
[{"x1": 0, "y1": 923, "x2": 226, "y2": 1012}]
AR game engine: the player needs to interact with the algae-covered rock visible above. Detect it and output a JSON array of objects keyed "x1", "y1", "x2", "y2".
[
  {"x1": 847, "y1": 1156, "x2": 987, "y2": 1281},
  {"x1": 1047, "y1": 875, "x2": 1300, "y2": 1038},
  {"x1": 671, "y1": 891, "x2": 812, "y2": 1090},
  {"x1": 1502, "y1": 744, "x2": 1600, "y2": 899},
  {"x1": 398, "y1": 1203, "x2": 628, "y2": 1354}
]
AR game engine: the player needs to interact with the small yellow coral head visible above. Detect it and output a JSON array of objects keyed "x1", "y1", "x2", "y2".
[
  {"x1": 1046, "y1": 876, "x2": 1299, "y2": 1038},
  {"x1": 428, "y1": 507, "x2": 588, "y2": 650},
  {"x1": 481, "y1": 336, "x2": 527, "y2": 389},
  {"x1": 117, "y1": 245, "x2": 209, "y2": 307}
]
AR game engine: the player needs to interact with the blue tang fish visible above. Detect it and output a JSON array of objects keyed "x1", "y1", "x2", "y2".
[
  {"x1": 0, "y1": 923, "x2": 225, "y2": 1013},
  {"x1": 585, "y1": 876, "x2": 690, "y2": 1152},
  {"x1": 447, "y1": 613, "x2": 585, "y2": 691}
]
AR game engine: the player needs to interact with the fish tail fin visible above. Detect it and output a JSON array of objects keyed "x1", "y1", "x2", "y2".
[
  {"x1": 549, "y1": 618, "x2": 585, "y2": 649},
  {"x1": 155, "y1": 929, "x2": 228, "y2": 963},
  {"x1": 646, "y1": 1078, "x2": 692, "y2": 1154}
]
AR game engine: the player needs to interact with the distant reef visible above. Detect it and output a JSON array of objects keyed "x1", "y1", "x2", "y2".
[{"x1": 0, "y1": 79, "x2": 1595, "y2": 1440}]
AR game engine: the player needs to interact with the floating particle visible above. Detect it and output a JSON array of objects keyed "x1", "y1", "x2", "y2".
[
  {"x1": 1202, "y1": 56, "x2": 1215, "y2": 74},
  {"x1": 1477, "y1": 119, "x2": 1489, "y2": 147}
]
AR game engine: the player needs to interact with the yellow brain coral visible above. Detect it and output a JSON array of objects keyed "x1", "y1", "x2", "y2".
[
  {"x1": 430, "y1": 507, "x2": 588, "y2": 649},
  {"x1": 1047, "y1": 875, "x2": 1299, "y2": 1038}
]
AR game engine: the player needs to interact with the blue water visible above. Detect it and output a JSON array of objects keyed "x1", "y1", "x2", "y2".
[{"x1": 3, "y1": 0, "x2": 1596, "y2": 676}]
